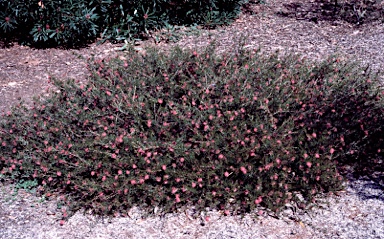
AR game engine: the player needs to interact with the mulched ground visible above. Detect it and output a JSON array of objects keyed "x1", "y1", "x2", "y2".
[
  {"x1": 0, "y1": 1, "x2": 383, "y2": 237},
  {"x1": 0, "y1": 42, "x2": 126, "y2": 113}
]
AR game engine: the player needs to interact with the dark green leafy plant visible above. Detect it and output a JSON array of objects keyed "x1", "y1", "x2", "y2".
[
  {"x1": 97, "y1": 0, "x2": 245, "y2": 43},
  {"x1": 0, "y1": 0, "x2": 247, "y2": 47},
  {"x1": 0, "y1": 0, "x2": 100, "y2": 47},
  {"x1": 0, "y1": 43, "x2": 382, "y2": 222}
]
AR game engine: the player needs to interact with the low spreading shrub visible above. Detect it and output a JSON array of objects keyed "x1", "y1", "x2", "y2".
[{"x1": 0, "y1": 43, "x2": 383, "y2": 221}]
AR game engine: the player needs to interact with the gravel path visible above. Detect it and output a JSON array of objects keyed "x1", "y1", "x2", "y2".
[{"x1": 1, "y1": 174, "x2": 383, "y2": 239}]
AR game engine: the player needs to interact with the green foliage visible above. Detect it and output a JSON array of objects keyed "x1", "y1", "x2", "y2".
[
  {"x1": 95, "y1": 0, "x2": 245, "y2": 43},
  {"x1": 12, "y1": 179, "x2": 39, "y2": 195},
  {"x1": 0, "y1": 0, "x2": 99, "y2": 47},
  {"x1": 0, "y1": 0, "x2": 246, "y2": 47},
  {"x1": 0, "y1": 43, "x2": 383, "y2": 221}
]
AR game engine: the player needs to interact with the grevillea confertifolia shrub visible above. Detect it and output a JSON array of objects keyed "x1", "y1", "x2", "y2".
[{"x1": 0, "y1": 43, "x2": 383, "y2": 221}]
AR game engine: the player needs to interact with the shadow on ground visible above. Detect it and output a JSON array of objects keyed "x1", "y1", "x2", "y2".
[
  {"x1": 277, "y1": 0, "x2": 384, "y2": 25},
  {"x1": 347, "y1": 171, "x2": 384, "y2": 202}
]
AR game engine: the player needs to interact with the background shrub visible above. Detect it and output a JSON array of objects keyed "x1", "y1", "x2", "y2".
[
  {"x1": 98, "y1": 0, "x2": 245, "y2": 43},
  {"x1": 0, "y1": 0, "x2": 100, "y2": 47},
  {"x1": 0, "y1": 0, "x2": 246, "y2": 47},
  {"x1": 0, "y1": 43, "x2": 383, "y2": 220}
]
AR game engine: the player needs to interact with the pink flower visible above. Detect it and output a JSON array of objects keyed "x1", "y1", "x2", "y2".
[
  {"x1": 171, "y1": 187, "x2": 178, "y2": 194},
  {"x1": 265, "y1": 163, "x2": 273, "y2": 170},
  {"x1": 315, "y1": 153, "x2": 320, "y2": 158},
  {"x1": 179, "y1": 157, "x2": 185, "y2": 163},
  {"x1": 254, "y1": 196, "x2": 263, "y2": 204},
  {"x1": 158, "y1": 99, "x2": 163, "y2": 104},
  {"x1": 57, "y1": 171, "x2": 62, "y2": 176},
  {"x1": 224, "y1": 171, "x2": 230, "y2": 177},
  {"x1": 147, "y1": 120, "x2": 152, "y2": 128},
  {"x1": 240, "y1": 166, "x2": 247, "y2": 174},
  {"x1": 118, "y1": 170, "x2": 122, "y2": 175},
  {"x1": 162, "y1": 165, "x2": 167, "y2": 170},
  {"x1": 306, "y1": 162, "x2": 312, "y2": 168},
  {"x1": 175, "y1": 194, "x2": 181, "y2": 203},
  {"x1": 102, "y1": 175, "x2": 107, "y2": 181},
  {"x1": 303, "y1": 153, "x2": 308, "y2": 159},
  {"x1": 218, "y1": 154, "x2": 224, "y2": 159},
  {"x1": 197, "y1": 178, "x2": 203, "y2": 183},
  {"x1": 330, "y1": 148, "x2": 335, "y2": 154},
  {"x1": 192, "y1": 182, "x2": 196, "y2": 188},
  {"x1": 130, "y1": 180, "x2": 136, "y2": 185}
]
